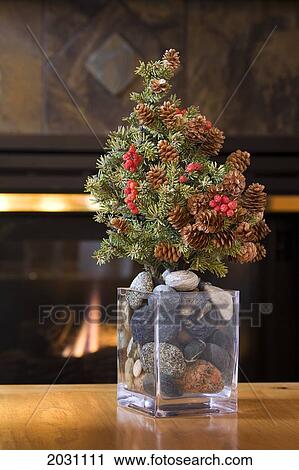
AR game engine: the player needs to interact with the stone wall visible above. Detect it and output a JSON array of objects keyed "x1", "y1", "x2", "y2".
[{"x1": 0, "y1": 0, "x2": 298, "y2": 138}]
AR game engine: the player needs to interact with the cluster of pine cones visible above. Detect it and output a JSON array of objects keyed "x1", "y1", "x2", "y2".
[{"x1": 154, "y1": 149, "x2": 270, "y2": 264}]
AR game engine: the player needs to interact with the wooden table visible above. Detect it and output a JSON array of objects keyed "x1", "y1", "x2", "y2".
[{"x1": 0, "y1": 383, "x2": 298, "y2": 450}]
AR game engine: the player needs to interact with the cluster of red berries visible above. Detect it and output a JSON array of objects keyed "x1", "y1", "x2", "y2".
[
  {"x1": 124, "y1": 180, "x2": 139, "y2": 215},
  {"x1": 209, "y1": 194, "x2": 238, "y2": 217},
  {"x1": 123, "y1": 145, "x2": 142, "y2": 173}
]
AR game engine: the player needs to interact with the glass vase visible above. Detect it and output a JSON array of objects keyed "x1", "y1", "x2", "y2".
[{"x1": 117, "y1": 286, "x2": 239, "y2": 417}]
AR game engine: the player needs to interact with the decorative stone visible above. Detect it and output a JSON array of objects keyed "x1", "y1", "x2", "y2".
[
  {"x1": 127, "y1": 337, "x2": 137, "y2": 358},
  {"x1": 128, "y1": 271, "x2": 154, "y2": 309},
  {"x1": 162, "y1": 269, "x2": 172, "y2": 281},
  {"x1": 201, "y1": 343, "x2": 231, "y2": 374},
  {"x1": 143, "y1": 373, "x2": 155, "y2": 395},
  {"x1": 204, "y1": 285, "x2": 233, "y2": 321},
  {"x1": 182, "y1": 317, "x2": 212, "y2": 342},
  {"x1": 177, "y1": 328, "x2": 193, "y2": 346},
  {"x1": 134, "y1": 372, "x2": 145, "y2": 393},
  {"x1": 118, "y1": 347, "x2": 127, "y2": 372},
  {"x1": 208, "y1": 328, "x2": 233, "y2": 351},
  {"x1": 164, "y1": 270, "x2": 199, "y2": 291},
  {"x1": 179, "y1": 360, "x2": 224, "y2": 394},
  {"x1": 118, "y1": 327, "x2": 131, "y2": 349},
  {"x1": 132, "y1": 302, "x2": 180, "y2": 346},
  {"x1": 160, "y1": 374, "x2": 182, "y2": 397},
  {"x1": 122, "y1": 301, "x2": 132, "y2": 331},
  {"x1": 133, "y1": 344, "x2": 140, "y2": 361},
  {"x1": 140, "y1": 342, "x2": 155, "y2": 373},
  {"x1": 178, "y1": 292, "x2": 212, "y2": 319},
  {"x1": 184, "y1": 339, "x2": 206, "y2": 362},
  {"x1": 159, "y1": 343, "x2": 186, "y2": 378},
  {"x1": 131, "y1": 304, "x2": 154, "y2": 346},
  {"x1": 133, "y1": 359, "x2": 142, "y2": 378},
  {"x1": 153, "y1": 284, "x2": 176, "y2": 294},
  {"x1": 125, "y1": 357, "x2": 134, "y2": 388}
]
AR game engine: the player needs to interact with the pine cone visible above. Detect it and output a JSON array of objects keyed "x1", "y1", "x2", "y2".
[
  {"x1": 151, "y1": 78, "x2": 170, "y2": 94},
  {"x1": 186, "y1": 116, "x2": 207, "y2": 142},
  {"x1": 110, "y1": 217, "x2": 129, "y2": 233},
  {"x1": 195, "y1": 210, "x2": 223, "y2": 233},
  {"x1": 227, "y1": 149, "x2": 250, "y2": 173},
  {"x1": 234, "y1": 206, "x2": 248, "y2": 221},
  {"x1": 159, "y1": 101, "x2": 180, "y2": 129},
  {"x1": 236, "y1": 242, "x2": 257, "y2": 263},
  {"x1": 200, "y1": 127, "x2": 225, "y2": 156},
  {"x1": 163, "y1": 49, "x2": 180, "y2": 71},
  {"x1": 146, "y1": 165, "x2": 167, "y2": 189},
  {"x1": 187, "y1": 193, "x2": 209, "y2": 215},
  {"x1": 213, "y1": 231, "x2": 235, "y2": 249},
  {"x1": 168, "y1": 205, "x2": 191, "y2": 231},
  {"x1": 207, "y1": 184, "x2": 224, "y2": 199},
  {"x1": 135, "y1": 103, "x2": 154, "y2": 126},
  {"x1": 250, "y1": 220, "x2": 271, "y2": 242},
  {"x1": 223, "y1": 170, "x2": 246, "y2": 197},
  {"x1": 158, "y1": 140, "x2": 179, "y2": 163},
  {"x1": 254, "y1": 243, "x2": 266, "y2": 261},
  {"x1": 234, "y1": 222, "x2": 252, "y2": 240},
  {"x1": 154, "y1": 242, "x2": 181, "y2": 263},
  {"x1": 243, "y1": 183, "x2": 267, "y2": 212},
  {"x1": 181, "y1": 224, "x2": 209, "y2": 250}
]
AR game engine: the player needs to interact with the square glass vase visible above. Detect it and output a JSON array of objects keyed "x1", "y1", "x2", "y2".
[{"x1": 117, "y1": 287, "x2": 239, "y2": 417}]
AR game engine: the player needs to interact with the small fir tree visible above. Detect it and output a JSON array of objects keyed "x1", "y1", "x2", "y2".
[{"x1": 86, "y1": 49, "x2": 270, "y2": 278}]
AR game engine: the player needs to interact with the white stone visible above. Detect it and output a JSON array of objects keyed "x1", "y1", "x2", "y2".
[
  {"x1": 162, "y1": 269, "x2": 172, "y2": 281},
  {"x1": 153, "y1": 284, "x2": 176, "y2": 294},
  {"x1": 127, "y1": 337, "x2": 137, "y2": 358},
  {"x1": 133, "y1": 359, "x2": 142, "y2": 378},
  {"x1": 125, "y1": 357, "x2": 134, "y2": 388},
  {"x1": 204, "y1": 285, "x2": 233, "y2": 321},
  {"x1": 164, "y1": 270, "x2": 199, "y2": 292}
]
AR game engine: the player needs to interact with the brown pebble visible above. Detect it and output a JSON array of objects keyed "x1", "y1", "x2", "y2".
[{"x1": 178, "y1": 359, "x2": 224, "y2": 394}]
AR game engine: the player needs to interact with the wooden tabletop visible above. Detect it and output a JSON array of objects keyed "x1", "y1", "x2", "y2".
[{"x1": 0, "y1": 383, "x2": 298, "y2": 450}]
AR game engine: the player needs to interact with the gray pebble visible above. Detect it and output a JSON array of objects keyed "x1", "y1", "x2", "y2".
[
  {"x1": 165, "y1": 270, "x2": 199, "y2": 292},
  {"x1": 201, "y1": 343, "x2": 231, "y2": 374},
  {"x1": 184, "y1": 339, "x2": 206, "y2": 362},
  {"x1": 203, "y1": 285, "x2": 233, "y2": 322},
  {"x1": 128, "y1": 271, "x2": 154, "y2": 309}
]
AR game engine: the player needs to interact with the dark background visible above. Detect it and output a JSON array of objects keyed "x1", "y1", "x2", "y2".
[{"x1": 0, "y1": 0, "x2": 298, "y2": 384}]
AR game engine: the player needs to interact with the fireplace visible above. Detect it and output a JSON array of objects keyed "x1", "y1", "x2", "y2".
[{"x1": 0, "y1": 136, "x2": 298, "y2": 383}]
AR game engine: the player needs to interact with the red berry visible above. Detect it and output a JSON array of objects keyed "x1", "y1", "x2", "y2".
[
  {"x1": 220, "y1": 204, "x2": 228, "y2": 213},
  {"x1": 209, "y1": 200, "x2": 217, "y2": 208},
  {"x1": 214, "y1": 205, "x2": 221, "y2": 212},
  {"x1": 205, "y1": 120, "x2": 212, "y2": 130},
  {"x1": 214, "y1": 194, "x2": 222, "y2": 203},
  {"x1": 179, "y1": 175, "x2": 188, "y2": 183},
  {"x1": 226, "y1": 209, "x2": 234, "y2": 217},
  {"x1": 228, "y1": 200, "x2": 237, "y2": 210},
  {"x1": 221, "y1": 195, "x2": 230, "y2": 204},
  {"x1": 186, "y1": 162, "x2": 202, "y2": 173}
]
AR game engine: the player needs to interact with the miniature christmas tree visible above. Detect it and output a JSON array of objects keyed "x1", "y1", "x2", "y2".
[{"x1": 86, "y1": 49, "x2": 270, "y2": 278}]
